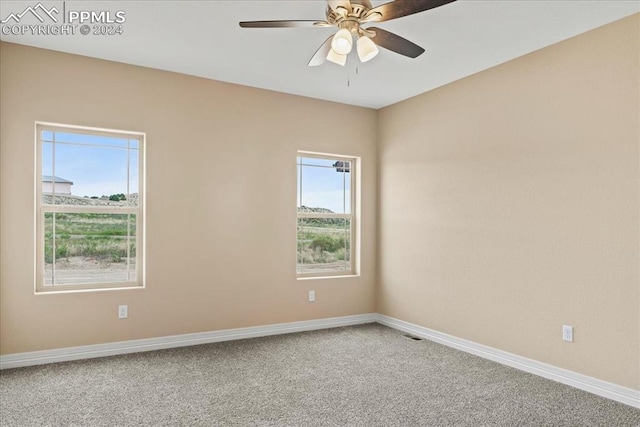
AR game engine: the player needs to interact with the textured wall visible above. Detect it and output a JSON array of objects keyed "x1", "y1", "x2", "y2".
[
  {"x1": 377, "y1": 15, "x2": 639, "y2": 390},
  {"x1": 0, "y1": 42, "x2": 377, "y2": 354}
]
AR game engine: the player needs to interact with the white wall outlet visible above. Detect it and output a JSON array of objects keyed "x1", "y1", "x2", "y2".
[
  {"x1": 118, "y1": 305, "x2": 128, "y2": 319},
  {"x1": 562, "y1": 325, "x2": 573, "y2": 342},
  {"x1": 308, "y1": 290, "x2": 316, "y2": 302}
]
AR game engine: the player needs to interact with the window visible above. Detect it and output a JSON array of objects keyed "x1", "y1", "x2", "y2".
[
  {"x1": 36, "y1": 123, "x2": 144, "y2": 292},
  {"x1": 297, "y1": 153, "x2": 356, "y2": 277}
]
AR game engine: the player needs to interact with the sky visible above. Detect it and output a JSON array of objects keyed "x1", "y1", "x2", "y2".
[
  {"x1": 297, "y1": 156, "x2": 351, "y2": 214},
  {"x1": 42, "y1": 131, "x2": 350, "y2": 212},
  {"x1": 42, "y1": 131, "x2": 139, "y2": 198}
]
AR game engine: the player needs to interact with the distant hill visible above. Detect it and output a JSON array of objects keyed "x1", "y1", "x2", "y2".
[
  {"x1": 42, "y1": 194, "x2": 139, "y2": 206},
  {"x1": 297, "y1": 206, "x2": 346, "y2": 227},
  {"x1": 297, "y1": 206, "x2": 334, "y2": 214}
]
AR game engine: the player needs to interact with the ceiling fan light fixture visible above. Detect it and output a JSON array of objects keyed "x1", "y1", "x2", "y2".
[
  {"x1": 357, "y1": 36, "x2": 379, "y2": 62},
  {"x1": 331, "y1": 28, "x2": 353, "y2": 55},
  {"x1": 326, "y1": 48, "x2": 347, "y2": 66}
]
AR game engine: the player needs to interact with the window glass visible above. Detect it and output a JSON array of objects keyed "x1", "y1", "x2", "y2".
[
  {"x1": 37, "y1": 124, "x2": 144, "y2": 292},
  {"x1": 297, "y1": 154, "x2": 355, "y2": 277}
]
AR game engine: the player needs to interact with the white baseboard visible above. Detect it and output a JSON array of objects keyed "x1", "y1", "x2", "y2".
[
  {"x1": 0, "y1": 313, "x2": 376, "y2": 370},
  {"x1": 2, "y1": 312, "x2": 637, "y2": 409},
  {"x1": 376, "y1": 314, "x2": 640, "y2": 409}
]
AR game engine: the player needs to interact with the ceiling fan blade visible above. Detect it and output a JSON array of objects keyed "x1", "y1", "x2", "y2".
[
  {"x1": 239, "y1": 20, "x2": 321, "y2": 28},
  {"x1": 365, "y1": 0, "x2": 456, "y2": 23},
  {"x1": 369, "y1": 27, "x2": 425, "y2": 58},
  {"x1": 308, "y1": 36, "x2": 334, "y2": 67}
]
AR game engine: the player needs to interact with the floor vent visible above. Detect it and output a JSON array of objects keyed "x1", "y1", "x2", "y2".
[{"x1": 403, "y1": 334, "x2": 423, "y2": 341}]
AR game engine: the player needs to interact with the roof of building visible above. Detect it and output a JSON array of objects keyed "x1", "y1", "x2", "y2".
[{"x1": 42, "y1": 175, "x2": 73, "y2": 184}]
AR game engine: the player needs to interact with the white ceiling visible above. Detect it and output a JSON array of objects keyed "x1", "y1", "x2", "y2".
[{"x1": 1, "y1": 1, "x2": 638, "y2": 109}]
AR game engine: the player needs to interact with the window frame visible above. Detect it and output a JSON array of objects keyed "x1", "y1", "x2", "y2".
[
  {"x1": 296, "y1": 151, "x2": 358, "y2": 279},
  {"x1": 34, "y1": 122, "x2": 145, "y2": 293}
]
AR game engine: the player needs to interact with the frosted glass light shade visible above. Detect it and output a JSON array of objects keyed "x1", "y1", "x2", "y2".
[
  {"x1": 357, "y1": 36, "x2": 379, "y2": 62},
  {"x1": 331, "y1": 28, "x2": 353, "y2": 55},
  {"x1": 326, "y1": 48, "x2": 347, "y2": 66}
]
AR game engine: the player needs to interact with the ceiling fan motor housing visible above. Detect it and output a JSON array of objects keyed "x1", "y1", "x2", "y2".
[
  {"x1": 327, "y1": 2, "x2": 372, "y2": 24},
  {"x1": 328, "y1": 2, "x2": 378, "y2": 39}
]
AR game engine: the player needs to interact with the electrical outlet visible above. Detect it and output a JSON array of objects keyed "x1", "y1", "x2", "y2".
[
  {"x1": 118, "y1": 305, "x2": 128, "y2": 319},
  {"x1": 562, "y1": 325, "x2": 573, "y2": 343},
  {"x1": 308, "y1": 290, "x2": 315, "y2": 302}
]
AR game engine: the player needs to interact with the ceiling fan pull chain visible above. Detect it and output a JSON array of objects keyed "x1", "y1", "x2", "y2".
[
  {"x1": 348, "y1": 52, "x2": 356, "y2": 87},
  {"x1": 348, "y1": 65, "x2": 352, "y2": 87}
]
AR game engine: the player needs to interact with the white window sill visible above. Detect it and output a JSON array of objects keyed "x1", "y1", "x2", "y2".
[{"x1": 297, "y1": 274, "x2": 359, "y2": 281}]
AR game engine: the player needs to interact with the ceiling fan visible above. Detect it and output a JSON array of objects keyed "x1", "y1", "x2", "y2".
[{"x1": 239, "y1": 0, "x2": 456, "y2": 67}]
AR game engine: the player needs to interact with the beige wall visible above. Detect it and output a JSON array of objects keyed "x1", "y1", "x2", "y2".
[
  {"x1": 0, "y1": 42, "x2": 377, "y2": 354},
  {"x1": 377, "y1": 14, "x2": 639, "y2": 390}
]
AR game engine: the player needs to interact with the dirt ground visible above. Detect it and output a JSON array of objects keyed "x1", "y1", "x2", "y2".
[
  {"x1": 297, "y1": 261, "x2": 352, "y2": 274},
  {"x1": 44, "y1": 256, "x2": 134, "y2": 285},
  {"x1": 45, "y1": 257, "x2": 349, "y2": 285}
]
